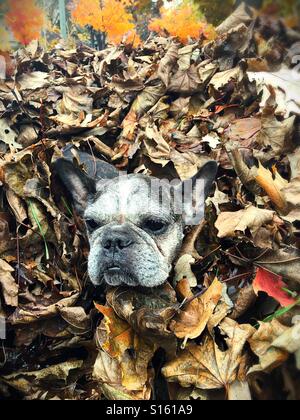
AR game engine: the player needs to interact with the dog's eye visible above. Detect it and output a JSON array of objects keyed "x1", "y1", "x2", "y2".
[
  {"x1": 143, "y1": 219, "x2": 168, "y2": 234},
  {"x1": 85, "y1": 219, "x2": 101, "y2": 231}
]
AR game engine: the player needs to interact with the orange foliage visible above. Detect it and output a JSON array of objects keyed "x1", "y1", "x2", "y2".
[
  {"x1": 5, "y1": 0, "x2": 45, "y2": 46},
  {"x1": 0, "y1": 27, "x2": 11, "y2": 52},
  {"x1": 149, "y1": 2, "x2": 216, "y2": 44},
  {"x1": 71, "y1": 0, "x2": 141, "y2": 46}
]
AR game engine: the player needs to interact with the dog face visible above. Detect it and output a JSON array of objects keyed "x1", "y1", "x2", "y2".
[{"x1": 54, "y1": 156, "x2": 217, "y2": 288}]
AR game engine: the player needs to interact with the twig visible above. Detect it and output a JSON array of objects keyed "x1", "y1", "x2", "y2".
[
  {"x1": 221, "y1": 250, "x2": 249, "y2": 264},
  {"x1": 194, "y1": 245, "x2": 221, "y2": 265},
  {"x1": 178, "y1": 287, "x2": 207, "y2": 310},
  {"x1": 222, "y1": 272, "x2": 253, "y2": 283}
]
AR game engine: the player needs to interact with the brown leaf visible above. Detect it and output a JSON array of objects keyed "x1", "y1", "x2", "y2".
[
  {"x1": 168, "y1": 65, "x2": 202, "y2": 95},
  {"x1": 216, "y1": 3, "x2": 253, "y2": 35},
  {"x1": 174, "y1": 255, "x2": 198, "y2": 287},
  {"x1": 2, "y1": 360, "x2": 83, "y2": 395},
  {"x1": 9, "y1": 291, "x2": 80, "y2": 325},
  {"x1": 170, "y1": 278, "x2": 223, "y2": 346},
  {"x1": 225, "y1": 117, "x2": 261, "y2": 142},
  {"x1": 256, "y1": 91, "x2": 296, "y2": 156},
  {"x1": 209, "y1": 67, "x2": 244, "y2": 96},
  {"x1": 272, "y1": 323, "x2": 300, "y2": 354},
  {"x1": 95, "y1": 304, "x2": 156, "y2": 394},
  {"x1": 0, "y1": 259, "x2": 18, "y2": 307},
  {"x1": 158, "y1": 43, "x2": 179, "y2": 87},
  {"x1": 163, "y1": 318, "x2": 254, "y2": 390},
  {"x1": 58, "y1": 306, "x2": 90, "y2": 331},
  {"x1": 230, "y1": 284, "x2": 256, "y2": 320},
  {"x1": 17, "y1": 71, "x2": 49, "y2": 91},
  {"x1": 129, "y1": 81, "x2": 166, "y2": 118},
  {"x1": 248, "y1": 320, "x2": 289, "y2": 374},
  {"x1": 93, "y1": 351, "x2": 152, "y2": 400},
  {"x1": 106, "y1": 283, "x2": 178, "y2": 355},
  {"x1": 256, "y1": 246, "x2": 300, "y2": 285},
  {"x1": 215, "y1": 205, "x2": 276, "y2": 239}
]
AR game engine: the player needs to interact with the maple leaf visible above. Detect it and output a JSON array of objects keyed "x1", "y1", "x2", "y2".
[
  {"x1": 94, "y1": 302, "x2": 156, "y2": 393},
  {"x1": 5, "y1": 0, "x2": 45, "y2": 46},
  {"x1": 253, "y1": 267, "x2": 297, "y2": 308},
  {"x1": 163, "y1": 318, "x2": 254, "y2": 391},
  {"x1": 95, "y1": 303, "x2": 133, "y2": 358}
]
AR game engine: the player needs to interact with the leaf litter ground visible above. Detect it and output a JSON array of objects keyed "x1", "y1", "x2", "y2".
[{"x1": 0, "y1": 5, "x2": 300, "y2": 400}]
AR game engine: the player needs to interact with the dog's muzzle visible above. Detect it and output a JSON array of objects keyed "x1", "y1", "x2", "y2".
[{"x1": 101, "y1": 225, "x2": 136, "y2": 268}]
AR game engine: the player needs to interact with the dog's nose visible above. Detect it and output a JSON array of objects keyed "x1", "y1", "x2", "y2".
[
  {"x1": 102, "y1": 227, "x2": 134, "y2": 253},
  {"x1": 103, "y1": 237, "x2": 133, "y2": 251}
]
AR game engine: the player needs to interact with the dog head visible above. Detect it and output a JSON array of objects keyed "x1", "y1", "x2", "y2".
[{"x1": 54, "y1": 155, "x2": 217, "y2": 288}]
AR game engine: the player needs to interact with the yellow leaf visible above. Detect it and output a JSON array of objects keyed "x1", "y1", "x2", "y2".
[
  {"x1": 95, "y1": 303, "x2": 132, "y2": 358},
  {"x1": 95, "y1": 303, "x2": 157, "y2": 393},
  {"x1": 255, "y1": 163, "x2": 288, "y2": 213}
]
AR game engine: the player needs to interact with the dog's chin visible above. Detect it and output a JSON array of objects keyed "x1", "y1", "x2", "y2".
[
  {"x1": 90, "y1": 268, "x2": 169, "y2": 288},
  {"x1": 103, "y1": 270, "x2": 138, "y2": 287}
]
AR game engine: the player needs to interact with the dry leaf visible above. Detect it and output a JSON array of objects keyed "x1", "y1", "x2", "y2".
[
  {"x1": 104, "y1": 284, "x2": 178, "y2": 360},
  {"x1": 255, "y1": 163, "x2": 288, "y2": 213},
  {"x1": 248, "y1": 320, "x2": 289, "y2": 374},
  {"x1": 95, "y1": 304, "x2": 156, "y2": 394},
  {"x1": 163, "y1": 318, "x2": 254, "y2": 390},
  {"x1": 272, "y1": 323, "x2": 300, "y2": 354},
  {"x1": 0, "y1": 259, "x2": 18, "y2": 307},
  {"x1": 93, "y1": 351, "x2": 152, "y2": 400},
  {"x1": 174, "y1": 255, "x2": 197, "y2": 287},
  {"x1": 170, "y1": 278, "x2": 223, "y2": 346},
  {"x1": 2, "y1": 360, "x2": 83, "y2": 395},
  {"x1": 215, "y1": 205, "x2": 276, "y2": 239}
]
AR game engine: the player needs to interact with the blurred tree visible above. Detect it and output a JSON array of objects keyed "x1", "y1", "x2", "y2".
[
  {"x1": 235, "y1": 0, "x2": 262, "y2": 9},
  {"x1": 261, "y1": 0, "x2": 300, "y2": 17},
  {"x1": 149, "y1": 0, "x2": 216, "y2": 43},
  {"x1": 59, "y1": 0, "x2": 67, "y2": 39},
  {"x1": 0, "y1": 27, "x2": 11, "y2": 52},
  {"x1": 5, "y1": 0, "x2": 45, "y2": 45},
  {"x1": 193, "y1": 0, "x2": 235, "y2": 25},
  {"x1": 71, "y1": 0, "x2": 141, "y2": 49},
  {"x1": 194, "y1": 0, "x2": 300, "y2": 25}
]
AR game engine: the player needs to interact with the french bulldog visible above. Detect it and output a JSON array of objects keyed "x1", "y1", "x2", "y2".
[{"x1": 54, "y1": 152, "x2": 217, "y2": 288}]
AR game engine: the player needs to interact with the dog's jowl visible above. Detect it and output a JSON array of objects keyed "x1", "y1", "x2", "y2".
[{"x1": 54, "y1": 154, "x2": 217, "y2": 288}]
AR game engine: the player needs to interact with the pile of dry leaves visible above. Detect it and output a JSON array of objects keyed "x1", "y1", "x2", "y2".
[{"x1": 1, "y1": 4, "x2": 300, "y2": 400}]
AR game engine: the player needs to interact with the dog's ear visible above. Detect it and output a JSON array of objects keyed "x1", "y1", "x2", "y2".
[
  {"x1": 179, "y1": 161, "x2": 218, "y2": 225},
  {"x1": 61, "y1": 146, "x2": 119, "y2": 180},
  {"x1": 190, "y1": 160, "x2": 218, "y2": 198},
  {"x1": 53, "y1": 158, "x2": 96, "y2": 216}
]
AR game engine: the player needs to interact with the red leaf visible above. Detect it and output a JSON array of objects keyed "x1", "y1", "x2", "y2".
[{"x1": 253, "y1": 267, "x2": 296, "y2": 308}]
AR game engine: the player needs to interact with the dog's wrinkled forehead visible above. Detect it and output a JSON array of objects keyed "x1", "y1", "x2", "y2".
[{"x1": 85, "y1": 174, "x2": 172, "y2": 223}]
